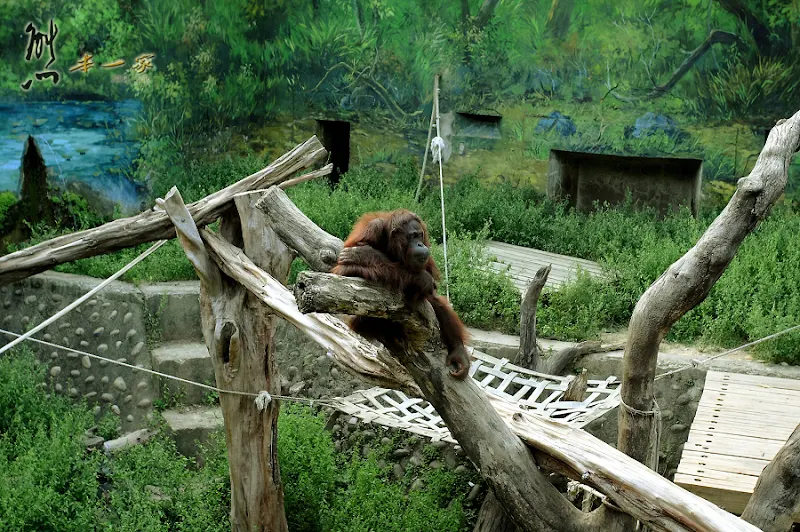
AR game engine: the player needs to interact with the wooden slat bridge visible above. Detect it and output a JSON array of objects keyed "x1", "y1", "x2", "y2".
[
  {"x1": 675, "y1": 371, "x2": 800, "y2": 516},
  {"x1": 484, "y1": 240, "x2": 605, "y2": 293}
]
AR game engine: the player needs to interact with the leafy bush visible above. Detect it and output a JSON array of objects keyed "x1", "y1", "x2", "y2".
[
  {"x1": 0, "y1": 347, "x2": 101, "y2": 532},
  {"x1": 278, "y1": 404, "x2": 336, "y2": 532}
]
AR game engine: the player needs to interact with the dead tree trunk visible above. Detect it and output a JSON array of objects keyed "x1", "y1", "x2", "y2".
[
  {"x1": 618, "y1": 111, "x2": 800, "y2": 468},
  {"x1": 161, "y1": 187, "x2": 291, "y2": 532},
  {"x1": 516, "y1": 265, "x2": 550, "y2": 369},
  {"x1": 741, "y1": 424, "x2": 800, "y2": 532}
]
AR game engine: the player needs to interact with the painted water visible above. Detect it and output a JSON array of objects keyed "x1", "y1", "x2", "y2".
[{"x1": 0, "y1": 99, "x2": 147, "y2": 214}]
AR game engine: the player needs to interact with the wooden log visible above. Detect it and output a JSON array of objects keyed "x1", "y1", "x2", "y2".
[
  {"x1": 255, "y1": 186, "x2": 343, "y2": 272},
  {"x1": 515, "y1": 264, "x2": 550, "y2": 370},
  {"x1": 0, "y1": 136, "x2": 328, "y2": 285},
  {"x1": 103, "y1": 429, "x2": 158, "y2": 452},
  {"x1": 162, "y1": 187, "x2": 290, "y2": 532},
  {"x1": 618, "y1": 110, "x2": 800, "y2": 466}
]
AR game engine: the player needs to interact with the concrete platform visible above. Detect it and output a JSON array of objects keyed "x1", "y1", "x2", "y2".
[{"x1": 161, "y1": 405, "x2": 224, "y2": 459}]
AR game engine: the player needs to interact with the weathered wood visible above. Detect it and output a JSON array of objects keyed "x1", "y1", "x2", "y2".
[
  {"x1": 296, "y1": 271, "x2": 762, "y2": 532},
  {"x1": 0, "y1": 136, "x2": 328, "y2": 285},
  {"x1": 563, "y1": 368, "x2": 588, "y2": 402},
  {"x1": 199, "y1": 229, "x2": 421, "y2": 396},
  {"x1": 740, "y1": 424, "x2": 800, "y2": 531},
  {"x1": 103, "y1": 429, "x2": 158, "y2": 452},
  {"x1": 255, "y1": 186, "x2": 343, "y2": 272},
  {"x1": 295, "y1": 271, "x2": 414, "y2": 322},
  {"x1": 162, "y1": 187, "x2": 290, "y2": 532},
  {"x1": 474, "y1": 490, "x2": 519, "y2": 532},
  {"x1": 515, "y1": 264, "x2": 550, "y2": 369},
  {"x1": 618, "y1": 110, "x2": 800, "y2": 466}
]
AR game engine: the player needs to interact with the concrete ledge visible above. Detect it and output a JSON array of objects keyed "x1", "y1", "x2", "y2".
[
  {"x1": 151, "y1": 342, "x2": 214, "y2": 405},
  {"x1": 161, "y1": 405, "x2": 224, "y2": 459}
]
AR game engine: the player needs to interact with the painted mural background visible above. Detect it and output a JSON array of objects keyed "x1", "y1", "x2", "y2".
[{"x1": 0, "y1": 0, "x2": 799, "y2": 211}]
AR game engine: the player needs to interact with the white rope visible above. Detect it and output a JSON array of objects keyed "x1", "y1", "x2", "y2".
[
  {"x1": 0, "y1": 239, "x2": 168, "y2": 356},
  {"x1": 654, "y1": 323, "x2": 800, "y2": 381},
  {"x1": 431, "y1": 81, "x2": 450, "y2": 302},
  {"x1": 0, "y1": 328, "x2": 327, "y2": 411}
]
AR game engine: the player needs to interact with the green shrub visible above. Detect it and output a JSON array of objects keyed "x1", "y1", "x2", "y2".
[
  {"x1": 278, "y1": 404, "x2": 336, "y2": 532},
  {"x1": 0, "y1": 348, "x2": 101, "y2": 532}
]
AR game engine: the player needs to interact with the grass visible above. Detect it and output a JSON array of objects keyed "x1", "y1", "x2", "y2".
[{"x1": 0, "y1": 350, "x2": 476, "y2": 531}]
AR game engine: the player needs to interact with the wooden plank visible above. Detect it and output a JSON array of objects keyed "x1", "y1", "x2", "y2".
[
  {"x1": 674, "y1": 474, "x2": 753, "y2": 515},
  {"x1": 702, "y1": 381, "x2": 800, "y2": 402},
  {"x1": 486, "y1": 253, "x2": 601, "y2": 276},
  {"x1": 674, "y1": 466, "x2": 759, "y2": 489},
  {"x1": 705, "y1": 371, "x2": 800, "y2": 392},
  {"x1": 487, "y1": 252, "x2": 603, "y2": 278},
  {"x1": 685, "y1": 431, "x2": 785, "y2": 460},
  {"x1": 678, "y1": 450, "x2": 770, "y2": 477},
  {"x1": 697, "y1": 395, "x2": 800, "y2": 417},
  {"x1": 693, "y1": 411, "x2": 800, "y2": 431},
  {"x1": 486, "y1": 241, "x2": 602, "y2": 269},
  {"x1": 689, "y1": 418, "x2": 798, "y2": 439}
]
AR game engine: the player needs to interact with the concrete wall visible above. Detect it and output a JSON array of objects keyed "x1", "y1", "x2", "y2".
[{"x1": 547, "y1": 150, "x2": 703, "y2": 217}]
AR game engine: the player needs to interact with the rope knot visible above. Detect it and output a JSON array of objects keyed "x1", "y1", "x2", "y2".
[
  {"x1": 431, "y1": 136, "x2": 446, "y2": 163},
  {"x1": 255, "y1": 391, "x2": 272, "y2": 411}
]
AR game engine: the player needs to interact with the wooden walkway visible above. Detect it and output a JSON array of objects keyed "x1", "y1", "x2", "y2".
[
  {"x1": 675, "y1": 371, "x2": 800, "y2": 515},
  {"x1": 484, "y1": 241, "x2": 605, "y2": 293}
]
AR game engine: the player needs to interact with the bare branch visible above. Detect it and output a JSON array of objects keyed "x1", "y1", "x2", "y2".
[
  {"x1": 255, "y1": 186, "x2": 343, "y2": 272},
  {"x1": 618, "y1": 110, "x2": 800, "y2": 464}
]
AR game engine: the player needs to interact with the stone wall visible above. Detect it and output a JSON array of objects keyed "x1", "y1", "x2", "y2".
[{"x1": 2, "y1": 272, "x2": 157, "y2": 433}]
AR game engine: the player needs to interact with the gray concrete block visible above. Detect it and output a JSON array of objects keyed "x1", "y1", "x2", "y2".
[
  {"x1": 151, "y1": 342, "x2": 213, "y2": 405},
  {"x1": 161, "y1": 406, "x2": 223, "y2": 459},
  {"x1": 138, "y1": 281, "x2": 202, "y2": 343}
]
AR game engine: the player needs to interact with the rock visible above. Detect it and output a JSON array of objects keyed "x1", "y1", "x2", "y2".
[
  {"x1": 454, "y1": 465, "x2": 467, "y2": 474},
  {"x1": 393, "y1": 448, "x2": 411, "y2": 458},
  {"x1": 631, "y1": 112, "x2": 679, "y2": 139},
  {"x1": 393, "y1": 463, "x2": 405, "y2": 481},
  {"x1": 409, "y1": 478, "x2": 425, "y2": 492},
  {"x1": 50, "y1": 365, "x2": 61, "y2": 377},
  {"x1": 101, "y1": 393, "x2": 114, "y2": 402},
  {"x1": 381, "y1": 437, "x2": 392, "y2": 446},
  {"x1": 289, "y1": 381, "x2": 306, "y2": 395},
  {"x1": 676, "y1": 393, "x2": 691, "y2": 406},
  {"x1": 429, "y1": 460, "x2": 442, "y2": 470},
  {"x1": 466, "y1": 483, "x2": 482, "y2": 503},
  {"x1": 81, "y1": 356, "x2": 92, "y2": 369},
  {"x1": 534, "y1": 111, "x2": 576, "y2": 137},
  {"x1": 287, "y1": 366, "x2": 299, "y2": 380},
  {"x1": 408, "y1": 455, "x2": 422, "y2": 467},
  {"x1": 113, "y1": 377, "x2": 127, "y2": 391}
]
